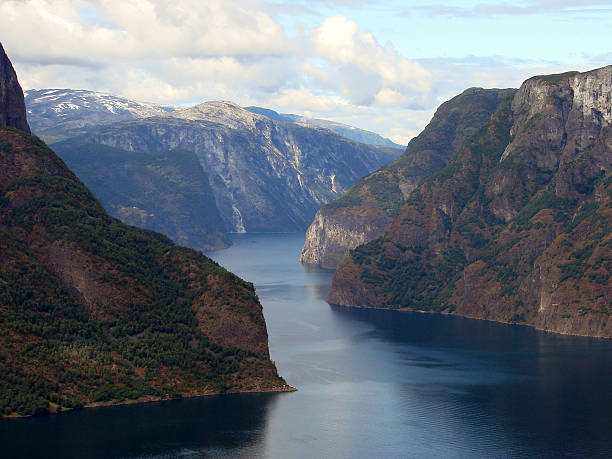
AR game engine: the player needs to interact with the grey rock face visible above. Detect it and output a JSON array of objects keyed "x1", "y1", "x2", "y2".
[
  {"x1": 53, "y1": 100, "x2": 401, "y2": 233},
  {"x1": 0, "y1": 42, "x2": 30, "y2": 133},
  {"x1": 301, "y1": 210, "x2": 389, "y2": 269}
]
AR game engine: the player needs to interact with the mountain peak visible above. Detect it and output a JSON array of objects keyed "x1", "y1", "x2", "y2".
[
  {"x1": 171, "y1": 100, "x2": 266, "y2": 128},
  {"x1": 0, "y1": 42, "x2": 30, "y2": 133}
]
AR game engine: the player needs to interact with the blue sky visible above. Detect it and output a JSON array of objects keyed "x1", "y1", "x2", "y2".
[{"x1": 2, "y1": 0, "x2": 611, "y2": 143}]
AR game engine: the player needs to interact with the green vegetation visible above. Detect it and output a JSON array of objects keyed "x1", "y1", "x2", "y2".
[
  {"x1": 330, "y1": 73, "x2": 612, "y2": 339},
  {"x1": 324, "y1": 188, "x2": 363, "y2": 210},
  {"x1": 0, "y1": 128, "x2": 282, "y2": 417},
  {"x1": 512, "y1": 190, "x2": 576, "y2": 229},
  {"x1": 53, "y1": 142, "x2": 229, "y2": 250},
  {"x1": 533, "y1": 71, "x2": 580, "y2": 86},
  {"x1": 347, "y1": 97, "x2": 516, "y2": 311},
  {"x1": 351, "y1": 239, "x2": 464, "y2": 312}
]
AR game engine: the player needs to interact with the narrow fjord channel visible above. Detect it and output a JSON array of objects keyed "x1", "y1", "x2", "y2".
[{"x1": 3, "y1": 233, "x2": 612, "y2": 458}]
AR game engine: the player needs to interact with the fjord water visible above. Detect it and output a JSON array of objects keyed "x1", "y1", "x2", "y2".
[{"x1": 3, "y1": 234, "x2": 612, "y2": 458}]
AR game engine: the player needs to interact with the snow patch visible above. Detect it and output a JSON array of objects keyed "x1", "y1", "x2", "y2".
[{"x1": 51, "y1": 103, "x2": 81, "y2": 113}]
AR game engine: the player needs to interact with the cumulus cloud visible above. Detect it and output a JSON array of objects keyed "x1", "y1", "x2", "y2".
[
  {"x1": 2, "y1": 0, "x2": 300, "y2": 104},
  {"x1": 2, "y1": 0, "x2": 607, "y2": 145},
  {"x1": 1, "y1": 0, "x2": 442, "y2": 142},
  {"x1": 271, "y1": 88, "x2": 341, "y2": 112},
  {"x1": 310, "y1": 15, "x2": 431, "y2": 107},
  {"x1": 100, "y1": 0, "x2": 291, "y2": 57},
  {"x1": 1, "y1": 0, "x2": 291, "y2": 63}
]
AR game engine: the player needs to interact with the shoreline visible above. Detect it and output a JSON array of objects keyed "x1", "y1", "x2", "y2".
[
  {"x1": 1, "y1": 384, "x2": 296, "y2": 420},
  {"x1": 329, "y1": 302, "x2": 612, "y2": 340}
]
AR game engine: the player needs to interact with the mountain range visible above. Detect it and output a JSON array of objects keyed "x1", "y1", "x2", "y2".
[
  {"x1": 26, "y1": 90, "x2": 403, "y2": 248},
  {"x1": 245, "y1": 106, "x2": 404, "y2": 149}
]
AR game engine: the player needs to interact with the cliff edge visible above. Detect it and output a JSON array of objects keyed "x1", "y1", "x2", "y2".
[
  {"x1": 301, "y1": 88, "x2": 514, "y2": 269},
  {"x1": 0, "y1": 43, "x2": 30, "y2": 133}
]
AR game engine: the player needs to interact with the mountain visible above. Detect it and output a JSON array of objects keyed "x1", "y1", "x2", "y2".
[
  {"x1": 0, "y1": 44, "x2": 290, "y2": 418},
  {"x1": 301, "y1": 88, "x2": 514, "y2": 268},
  {"x1": 246, "y1": 106, "x2": 404, "y2": 148},
  {"x1": 54, "y1": 142, "x2": 230, "y2": 250},
  {"x1": 25, "y1": 89, "x2": 173, "y2": 143},
  {"x1": 328, "y1": 66, "x2": 612, "y2": 338},
  {"x1": 53, "y1": 101, "x2": 403, "y2": 233},
  {"x1": 0, "y1": 43, "x2": 30, "y2": 133}
]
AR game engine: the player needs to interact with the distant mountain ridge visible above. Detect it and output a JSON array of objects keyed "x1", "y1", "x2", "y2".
[
  {"x1": 25, "y1": 89, "x2": 402, "y2": 148},
  {"x1": 26, "y1": 91, "x2": 403, "y2": 238},
  {"x1": 246, "y1": 106, "x2": 404, "y2": 149},
  {"x1": 25, "y1": 89, "x2": 173, "y2": 143}
]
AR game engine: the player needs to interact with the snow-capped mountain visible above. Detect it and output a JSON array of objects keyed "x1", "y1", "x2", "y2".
[
  {"x1": 25, "y1": 89, "x2": 174, "y2": 142},
  {"x1": 25, "y1": 89, "x2": 404, "y2": 238}
]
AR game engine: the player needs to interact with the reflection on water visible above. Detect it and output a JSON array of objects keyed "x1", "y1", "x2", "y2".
[{"x1": 2, "y1": 233, "x2": 612, "y2": 458}]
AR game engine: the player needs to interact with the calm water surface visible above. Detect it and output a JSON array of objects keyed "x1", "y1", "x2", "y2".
[{"x1": 2, "y1": 233, "x2": 612, "y2": 458}]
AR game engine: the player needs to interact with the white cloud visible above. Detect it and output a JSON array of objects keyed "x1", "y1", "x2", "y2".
[
  {"x1": 374, "y1": 88, "x2": 406, "y2": 107},
  {"x1": 1, "y1": 0, "x2": 293, "y2": 68},
  {"x1": 99, "y1": 0, "x2": 292, "y2": 57},
  {"x1": 271, "y1": 88, "x2": 341, "y2": 112},
  {"x1": 310, "y1": 15, "x2": 432, "y2": 107},
  {"x1": 410, "y1": 0, "x2": 612, "y2": 18},
  {"x1": 3, "y1": 1, "x2": 607, "y2": 147}
]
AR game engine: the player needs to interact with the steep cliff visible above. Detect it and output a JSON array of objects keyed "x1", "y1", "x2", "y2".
[
  {"x1": 328, "y1": 66, "x2": 612, "y2": 338},
  {"x1": 0, "y1": 45, "x2": 289, "y2": 417},
  {"x1": 0, "y1": 43, "x2": 30, "y2": 133},
  {"x1": 62, "y1": 101, "x2": 402, "y2": 233},
  {"x1": 301, "y1": 88, "x2": 513, "y2": 268}
]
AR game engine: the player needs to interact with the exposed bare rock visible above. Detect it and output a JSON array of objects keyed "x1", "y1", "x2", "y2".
[
  {"x1": 0, "y1": 42, "x2": 30, "y2": 133},
  {"x1": 301, "y1": 88, "x2": 513, "y2": 268},
  {"x1": 61, "y1": 101, "x2": 402, "y2": 233}
]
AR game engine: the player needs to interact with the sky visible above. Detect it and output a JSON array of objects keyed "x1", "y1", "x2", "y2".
[{"x1": 2, "y1": 0, "x2": 611, "y2": 144}]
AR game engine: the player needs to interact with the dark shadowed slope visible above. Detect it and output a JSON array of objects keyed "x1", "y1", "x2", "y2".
[{"x1": 0, "y1": 43, "x2": 30, "y2": 133}]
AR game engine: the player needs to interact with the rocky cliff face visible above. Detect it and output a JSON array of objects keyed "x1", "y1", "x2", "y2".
[
  {"x1": 328, "y1": 66, "x2": 612, "y2": 338},
  {"x1": 65, "y1": 101, "x2": 401, "y2": 233},
  {"x1": 301, "y1": 88, "x2": 513, "y2": 268},
  {"x1": 0, "y1": 47, "x2": 289, "y2": 417},
  {"x1": 26, "y1": 91, "x2": 401, "y2": 238},
  {"x1": 0, "y1": 43, "x2": 30, "y2": 133}
]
